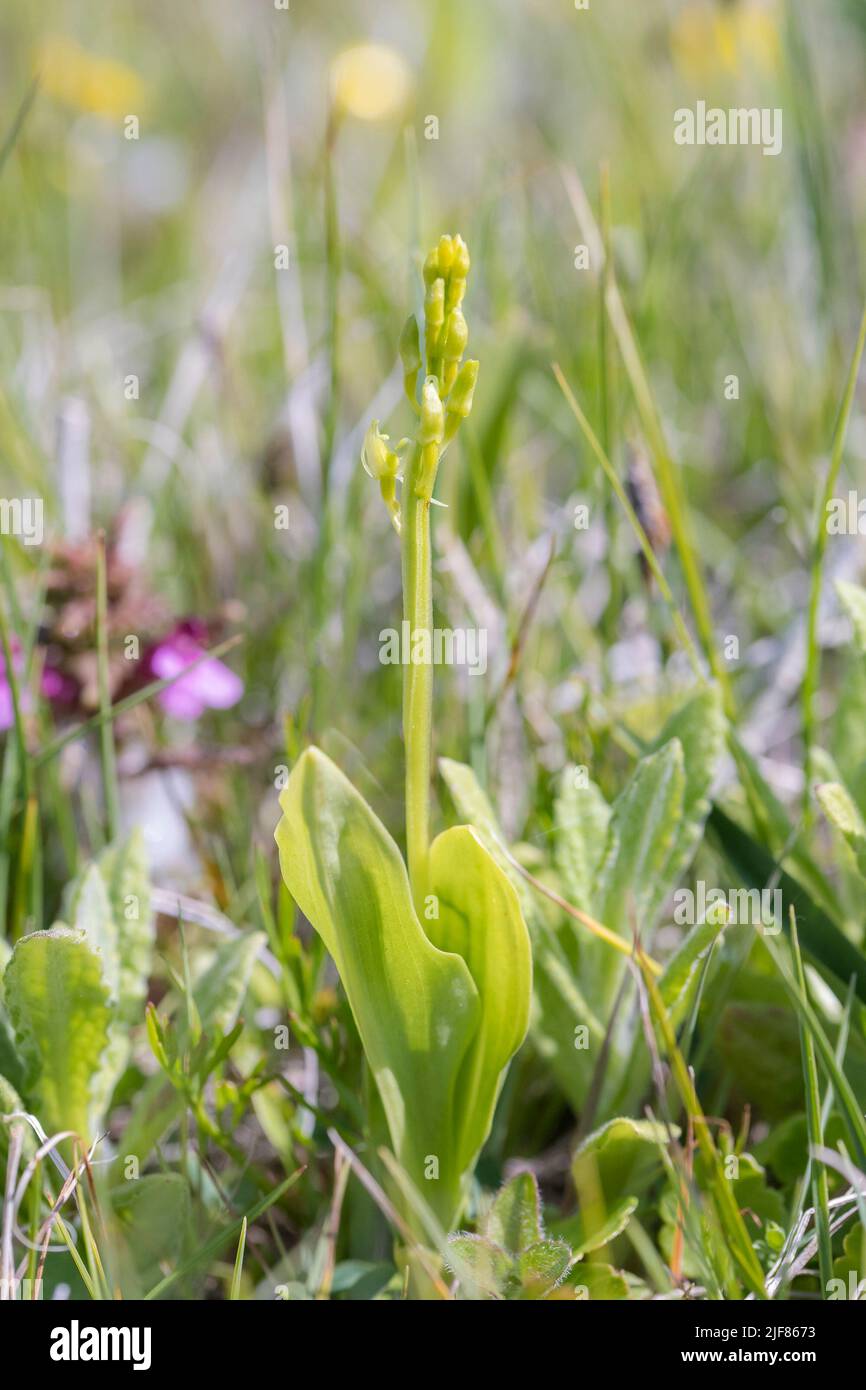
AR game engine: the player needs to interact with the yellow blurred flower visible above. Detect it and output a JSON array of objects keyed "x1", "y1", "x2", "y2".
[
  {"x1": 330, "y1": 42, "x2": 411, "y2": 122},
  {"x1": 671, "y1": 1, "x2": 780, "y2": 82},
  {"x1": 36, "y1": 35, "x2": 146, "y2": 119}
]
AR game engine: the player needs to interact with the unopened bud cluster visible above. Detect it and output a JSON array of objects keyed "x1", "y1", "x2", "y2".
[{"x1": 364, "y1": 233, "x2": 479, "y2": 528}]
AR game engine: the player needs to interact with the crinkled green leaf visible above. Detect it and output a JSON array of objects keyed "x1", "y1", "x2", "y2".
[
  {"x1": 594, "y1": 740, "x2": 685, "y2": 938},
  {"x1": 445, "y1": 1234, "x2": 511, "y2": 1297},
  {"x1": 4, "y1": 928, "x2": 111, "y2": 1141},
  {"x1": 427, "y1": 826, "x2": 531, "y2": 1176},
  {"x1": 486, "y1": 1170, "x2": 542, "y2": 1254},
  {"x1": 553, "y1": 769, "x2": 610, "y2": 913},
  {"x1": 275, "y1": 748, "x2": 479, "y2": 1225},
  {"x1": 518, "y1": 1238, "x2": 572, "y2": 1295}
]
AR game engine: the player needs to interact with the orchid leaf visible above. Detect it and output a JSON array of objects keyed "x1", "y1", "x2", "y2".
[
  {"x1": 427, "y1": 826, "x2": 531, "y2": 1175},
  {"x1": 275, "y1": 747, "x2": 480, "y2": 1225}
]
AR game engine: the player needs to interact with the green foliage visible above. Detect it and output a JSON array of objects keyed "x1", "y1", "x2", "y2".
[{"x1": 276, "y1": 747, "x2": 530, "y2": 1227}]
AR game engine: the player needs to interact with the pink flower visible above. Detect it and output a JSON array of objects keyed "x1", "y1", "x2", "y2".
[
  {"x1": 144, "y1": 621, "x2": 243, "y2": 721},
  {"x1": 0, "y1": 642, "x2": 25, "y2": 731}
]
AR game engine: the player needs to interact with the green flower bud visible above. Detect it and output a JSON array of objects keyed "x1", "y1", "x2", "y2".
[
  {"x1": 437, "y1": 233, "x2": 455, "y2": 275},
  {"x1": 441, "y1": 308, "x2": 468, "y2": 394},
  {"x1": 451, "y1": 235, "x2": 470, "y2": 278},
  {"x1": 418, "y1": 376, "x2": 444, "y2": 446},
  {"x1": 442, "y1": 308, "x2": 467, "y2": 365},
  {"x1": 422, "y1": 247, "x2": 440, "y2": 287},
  {"x1": 399, "y1": 313, "x2": 422, "y2": 406},
  {"x1": 399, "y1": 314, "x2": 421, "y2": 376},
  {"x1": 447, "y1": 359, "x2": 478, "y2": 419},
  {"x1": 424, "y1": 277, "x2": 445, "y2": 365},
  {"x1": 361, "y1": 420, "x2": 399, "y2": 480}
]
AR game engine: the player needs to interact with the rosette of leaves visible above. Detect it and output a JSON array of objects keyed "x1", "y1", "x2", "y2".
[{"x1": 447, "y1": 1173, "x2": 573, "y2": 1299}]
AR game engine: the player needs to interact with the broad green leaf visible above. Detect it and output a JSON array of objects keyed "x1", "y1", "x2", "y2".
[
  {"x1": 275, "y1": 748, "x2": 479, "y2": 1225},
  {"x1": 556, "y1": 1194, "x2": 639, "y2": 1257},
  {"x1": 439, "y1": 756, "x2": 533, "y2": 916},
  {"x1": 427, "y1": 826, "x2": 531, "y2": 1175},
  {"x1": 445, "y1": 1234, "x2": 510, "y2": 1297},
  {"x1": 4, "y1": 928, "x2": 111, "y2": 1141},
  {"x1": 837, "y1": 578, "x2": 866, "y2": 653},
  {"x1": 572, "y1": 1117, "x2": 676, "y2": 1208},
  {"x1": 486, "y1": 1171, "x2": 542, "y2": 1254},
  {"x1": 817, "y1": 781, "x2": 866, "y2": 879},
  {"x1": 440, "y1": 755, "x2": 601, "y2": 1113},
  {"x1": 194, "y1": 931, "x2": 266, "y2": 1035},
  {"x1": 553, "y1": 769, "x2": 610, "y2": 913}
]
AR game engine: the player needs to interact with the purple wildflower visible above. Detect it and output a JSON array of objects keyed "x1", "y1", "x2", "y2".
[{"x1": 143, "y1": 620, "x2": 243, "y2": 721}]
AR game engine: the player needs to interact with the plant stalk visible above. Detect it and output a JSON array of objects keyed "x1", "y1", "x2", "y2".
[{"x1": 401, "y1": 444, "x2": 435, "y2": 913}]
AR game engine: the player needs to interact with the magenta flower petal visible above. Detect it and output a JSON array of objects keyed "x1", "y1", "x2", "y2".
[
  {"x1": 0, "y1": 683, "x2": 13, "y2": 732},
  {"x1": 149, "y1": 630, "x2": 243, "y2": 722}
]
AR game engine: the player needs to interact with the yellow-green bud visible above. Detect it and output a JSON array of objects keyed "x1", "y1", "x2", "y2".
[
  {"x1": 418, "y1": 376, "x2": 444, "y2": 446},
  {"x1": 442, "y1": 308, "x2": 467, "y2": 366},
  {"x1": 437, "y1": 234, "x2": 455, "y2": 275},
  {"x1": 422, "y1": 247, "x2": 440, "y2": 287},
  {"x1": 451, "y1": 235, "x2": 470, "y2": 278},
  {"x1": 447, "y1": 359, "x2": 478, "y2": 420},
  {"x1": 399, "y1": 314, "x2": 421, "y2": 376},
  {"x1": 361, "y1": 420, "x2": 399, "y2": 480},
  {"x1": 424, "y1": 277, "x2": 445, "y2": 364}
]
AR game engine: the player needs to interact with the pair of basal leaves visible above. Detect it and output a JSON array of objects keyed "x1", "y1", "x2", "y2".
[{"x1": 275, "y1": 748, "x2": 531, "y2": 1226}]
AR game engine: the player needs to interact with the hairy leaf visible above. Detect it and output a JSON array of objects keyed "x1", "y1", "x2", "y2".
[{"x1": 4, "y1": 928, "x2": 111, "y2": 1141}]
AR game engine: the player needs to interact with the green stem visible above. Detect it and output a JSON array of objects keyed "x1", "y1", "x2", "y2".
[
  {"x1": 401, "y1": 445, "x2": 435, "y2": 913},
  {"x1": 95, "y1": 533, "x2": 120, "y2": 842}
]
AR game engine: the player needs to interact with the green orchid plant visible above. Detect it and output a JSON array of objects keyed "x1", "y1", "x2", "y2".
[{"x1": 275, "y1": 235, "x2": 532, "y2": 1234}]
